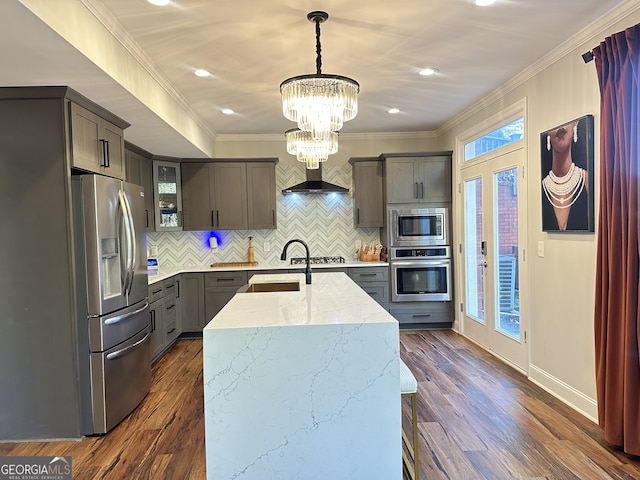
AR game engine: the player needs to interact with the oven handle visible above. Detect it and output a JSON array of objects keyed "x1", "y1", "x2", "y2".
[{"x1": 390, "y1": 259, "x2": 451, "y2": 267}]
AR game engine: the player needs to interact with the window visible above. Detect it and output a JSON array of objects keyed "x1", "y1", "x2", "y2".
[{"x1": 464, "y1": 116, "x2": 524, "y2": 161}]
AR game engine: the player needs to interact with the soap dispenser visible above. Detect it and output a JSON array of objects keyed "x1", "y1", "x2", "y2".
[{"x1": 248, "y1": 236, "x2": 255, "y2": 264}]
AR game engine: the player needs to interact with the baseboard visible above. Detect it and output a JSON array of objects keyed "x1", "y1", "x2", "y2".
[{"x1": 528, "y1": 364, "x2": 598, "y2": 423}]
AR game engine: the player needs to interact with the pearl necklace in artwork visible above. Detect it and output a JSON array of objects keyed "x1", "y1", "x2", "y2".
[{"x1": 542, "y1": 162, "x2": 585, "y2": 209}]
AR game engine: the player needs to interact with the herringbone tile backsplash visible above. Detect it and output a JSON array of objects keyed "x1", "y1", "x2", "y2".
[{"x1": 147, "y1": 164, "x2": 381, "y2": 268}]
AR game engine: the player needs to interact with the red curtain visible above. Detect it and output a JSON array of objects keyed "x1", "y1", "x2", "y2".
[{"x1": 593, "y1": 23, "x2": 640, "y2": 455}]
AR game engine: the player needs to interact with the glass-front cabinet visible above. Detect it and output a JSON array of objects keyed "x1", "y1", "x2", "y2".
[{"x1": 153, "y1": 160, "x2": 183, "y2": 231}]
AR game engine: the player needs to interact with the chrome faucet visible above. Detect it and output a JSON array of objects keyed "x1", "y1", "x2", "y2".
[{"x1": 280, "y1": 239, "x2": 312, "y2": 284}]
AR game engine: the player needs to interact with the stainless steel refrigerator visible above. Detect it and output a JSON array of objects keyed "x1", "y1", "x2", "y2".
[{"x1": 72, "y1": 174, "x2": 150, "y2": 435}]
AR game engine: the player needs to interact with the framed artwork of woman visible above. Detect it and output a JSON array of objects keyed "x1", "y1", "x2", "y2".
[{"x1": 540, "y1": 114, "x2": 595, "y2": 232}]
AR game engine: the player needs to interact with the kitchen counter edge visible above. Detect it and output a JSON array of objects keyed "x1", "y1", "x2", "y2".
[{"x1": 147, "y1": 261, "x2": 389, "y2": 285}]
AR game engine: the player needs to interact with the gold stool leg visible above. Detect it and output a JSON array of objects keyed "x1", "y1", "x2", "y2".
[{"x1": 401, "y1": 392, "x2": 419, "y2": 480}]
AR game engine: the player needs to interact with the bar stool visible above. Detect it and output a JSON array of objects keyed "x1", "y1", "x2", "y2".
[{"x1": 400, "y1": 359, "x2": 419, "y2": 480}]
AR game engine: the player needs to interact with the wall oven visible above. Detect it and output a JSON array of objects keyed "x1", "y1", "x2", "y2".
[
  {"x1": 390, "y1": 246, "x2": 451, "y2": 302},
  {"x1": 389, "y1": 207, "x2": 448, "y2": 247}
]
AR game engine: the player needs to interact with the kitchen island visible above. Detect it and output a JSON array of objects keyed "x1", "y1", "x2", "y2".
[{"x1": 203, "y1": 272, "x2": 401, "y2": 480}]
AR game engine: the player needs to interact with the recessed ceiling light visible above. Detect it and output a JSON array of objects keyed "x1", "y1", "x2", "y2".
[
  {"x1": 147, "y1": 0, "x2": 170, "y2": 5},
  {"x1": 419, "y1": 68, "x2": 439, "y2": 76},
  {"x1": 475, "y1": 0, "x2": 496, "y2": 6},
  {"x1": 221, "y1": 108, "x2": 235, "y2": 115},
  {"x1": 194, "y1": 69, "x2": 211, "y2": 77},
  {"x1": 388, "y1": 108, "x2": 400, "y2": 114}
]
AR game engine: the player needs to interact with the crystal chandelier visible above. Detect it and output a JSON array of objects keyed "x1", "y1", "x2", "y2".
[
  {"x1": 285, "y1": 128, "x2": 338, "y2": 170},
  {"x1": 280, "y1": 11, "x2": 359, "y2": 142}
]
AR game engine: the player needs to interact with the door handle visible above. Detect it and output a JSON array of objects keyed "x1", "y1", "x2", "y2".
[
  {"x1": 420, "y1": 182, "x2": 424, "y2": 199},
  {"x1": 414, "y1": 182, "x2": 419, "y2": 199}
]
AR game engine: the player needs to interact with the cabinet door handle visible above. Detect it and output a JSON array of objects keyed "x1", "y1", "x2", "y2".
[
  {"x1": 420, "y1": 182, "x2": 424, "y2": 199},
  {"x1": 176, "y1": 280, "x2": 180, "y2": 298},
  {"x1": 357, "y1": 208, "x2": 360, "y2": 224},
  {"x1": 145, "y1": 209, "x2": 149, "y2": 228},
  {"x1": 211, "y1": 210, "x2": 215, "y2": 227},
  {"x1": 414, "y1": 182, "x2": 419, "y2": 199},
  {"x1": 152, "y1": 288, "x2": 162, "y2": 295},
  {"x1": 216, "y1": 210, "x2": 220, "y2": 226},
  {"x1": 105, "y1": 140, "x2": 110, "y2": 167},
  {"x1": 150, "y1": 310, "x2": 155, "y2": 331},
  {"x1": 216, "y1": 277, "x2": 236, "y2": 282},
  {"x1": 166, "y1": 304, "x2": 175, "y2": 311},
  {"x1": 99, "y1": 139, "x2": 107, "y2": 167},
  {"x1": 167, "y1": 328, "x2": 176, "y2": 335},
  {"x1": 412, "y1": 314, "x2": 431, "y2": 318},
  {"x1": 359, "y1": 273, "x2": 377, "y2": 277}
]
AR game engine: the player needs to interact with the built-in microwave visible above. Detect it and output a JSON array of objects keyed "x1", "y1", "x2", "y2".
[{"x1": 389, "y1": 207, "x2": 448, "y2": 247}]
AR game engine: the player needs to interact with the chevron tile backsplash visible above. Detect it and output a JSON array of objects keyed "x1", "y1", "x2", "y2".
[{"x1": 147, "y1": 164, "x2": 381, "y2": 268}]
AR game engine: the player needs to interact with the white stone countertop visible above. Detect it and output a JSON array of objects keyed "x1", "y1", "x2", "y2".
[
  {"x1": 202, "y1": 271, "x2": 401, "y2": 479},
  {"x1": 204, "y1": 272, "x2": 396, "y2": 329},
  {"x1": 147, "y1": 260, "x2": 388, "y2": 285}
]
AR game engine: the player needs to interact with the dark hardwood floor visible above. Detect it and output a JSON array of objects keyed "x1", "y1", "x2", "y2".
[{"x1": 1, "y1": 331, "x2": 639, "y2": 479}]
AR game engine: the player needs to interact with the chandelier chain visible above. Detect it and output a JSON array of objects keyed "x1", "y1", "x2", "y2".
[{"x1": 315, "y1": 18, "x2": 322, "y2": 75}]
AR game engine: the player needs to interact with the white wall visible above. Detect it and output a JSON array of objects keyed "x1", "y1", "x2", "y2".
[
  {"x1": 214, "y1": 132, "x2": 438, "y2": 166},
  {"x1": 436, "y1": 6, "x2": 640, "y2": 420}
]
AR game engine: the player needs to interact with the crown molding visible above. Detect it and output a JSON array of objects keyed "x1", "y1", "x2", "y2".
[
  {"x1": 437, "y1": 0, "x2": 640, "y2": 135},
  {"x1": 78, "y1": 0, "x2": 215, "y2": 137}
]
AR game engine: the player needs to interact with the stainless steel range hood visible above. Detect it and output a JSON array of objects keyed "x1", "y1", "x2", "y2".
[{"x1": 282, "y1": 164, "x2": 349, "y2": 194}]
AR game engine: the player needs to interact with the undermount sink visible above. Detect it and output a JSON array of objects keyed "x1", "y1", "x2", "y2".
[{"x1": 238, "y1": 281, "x2": 301, "y2": 293}]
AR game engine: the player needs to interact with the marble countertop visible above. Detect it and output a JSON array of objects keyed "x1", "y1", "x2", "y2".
[
  {"x1": 147, "y1": 260, "x2": 388, "y2": 285},
  {"x1": 202, "y1": 271, "x2": 400, "y2": 478},
  {"x1": 204, "y1": 272, "x2": 396, "y2": 329}
]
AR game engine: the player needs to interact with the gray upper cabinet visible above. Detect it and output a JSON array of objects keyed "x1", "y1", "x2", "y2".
[
  {"x1": 247, "y1": 162, "x2": 277, "y2": 229},
  {"x1": 349, "y1": 158, "x2": 384, "y2": 228},
  {"x1": 383, "y1": 153, "x2": 452, "y2": 204},
  {"x1": 181, "y1": 163, "x2": 216, "y2": 231},
  {"x1": 213, "y1": 162, "x2": 248, "y2": 230},
  {"x1": 125, "y1": 143, "x2": 155, "y2": 232},
  {"x1": 180, "y1": 159, "x2": 277, "y2": 231},
  {"x1": 70, "y1": 102, "x2": 126, "y2": 180},
  {"x1": 153, "y1": 159, "x2": 183, "y2": 231}
]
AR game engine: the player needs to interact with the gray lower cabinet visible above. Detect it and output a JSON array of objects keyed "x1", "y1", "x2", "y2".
[
  {"x1": 180, "y1": 273, "x2": 206, "y2": 333},
  {"x1": 205, "y1": 271, "x2": 248, "y2": 324},
  {"x1": 347, "y1": 266, "x2": 389, "y2": 310},
  {"x1": 389, "y1": 301, "x2": 453, "y2": 328},
  {"x1": 149, "y1": 297, "x2": 165, "y2": 360},
  {"x1": 148, "y1": 276, "x2": 182, "y2": 362}
]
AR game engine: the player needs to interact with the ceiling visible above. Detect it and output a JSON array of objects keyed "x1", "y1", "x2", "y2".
[{"x1": 0, "y1": 0, "x2": 629, "y2": 157}]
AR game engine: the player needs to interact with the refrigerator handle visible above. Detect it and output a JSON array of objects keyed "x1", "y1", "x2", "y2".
[
  {"x1": 104, "y1": 301, "x2": 150, "y2": 325},
  {"x1": 122, "y1": 190, "x2": 137, "y2": 293},
  {"x1": 106, "y1": 330, "x2": 150, "y2": 360},
  {"x1": 117, "y1": 190, "x2": 134, "y2": 296}
]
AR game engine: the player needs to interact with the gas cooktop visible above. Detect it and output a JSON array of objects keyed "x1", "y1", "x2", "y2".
[{"x1": 290, "y1": 256, "x2": 346, "y2": 265}]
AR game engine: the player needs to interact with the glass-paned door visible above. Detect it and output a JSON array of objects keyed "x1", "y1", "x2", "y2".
[
  {"x1": 460, "y1": 149, "x2": 527, "y2": 371},
  {"x1": 464, "y1": 177, "x2": 485, "y2": 323}
]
